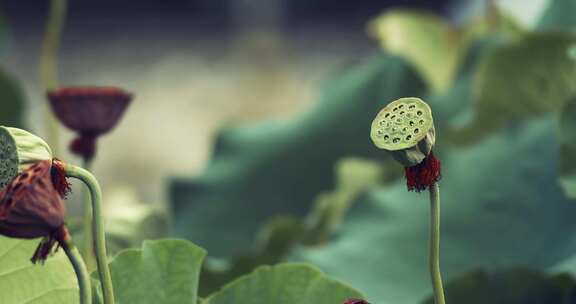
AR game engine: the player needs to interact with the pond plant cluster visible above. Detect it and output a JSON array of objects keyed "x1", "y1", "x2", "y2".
[{"x1": 1, "y1": 0, "x2": 576, "y2": 303}]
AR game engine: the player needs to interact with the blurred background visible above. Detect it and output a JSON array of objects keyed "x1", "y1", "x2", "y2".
[{"x1": 2, "y1": 0, "x2": 576, "y2": 303}]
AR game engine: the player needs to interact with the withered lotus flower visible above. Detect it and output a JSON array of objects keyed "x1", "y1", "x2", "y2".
[
  {"x1": 47, "y1": 86, "x2": 132, "y2": 160},
  {"x1": 0, "y1": 160, "x2": 69, "y2": 263}
]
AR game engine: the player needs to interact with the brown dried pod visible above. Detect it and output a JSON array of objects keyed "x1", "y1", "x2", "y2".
[
  {"x1": 0, "y1": 160, "x2": 69, "y2": 263},
  {"x1": 47, "y1": 86, "x2": 132, "y2": 159}
]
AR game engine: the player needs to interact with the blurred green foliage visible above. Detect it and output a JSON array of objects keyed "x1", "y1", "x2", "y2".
[
  {"x1": 169, "y1": 1, "x2": 576, "y2": 303},
  {"x1": 423, "y1": 268, "x2": 575, "y2": 304},
  {"x1": 0, "y1": 67, "x2": 26, "y2": 128},
  {"x1": 170, "y1": 54, "x2": 426, "y2": 257}
]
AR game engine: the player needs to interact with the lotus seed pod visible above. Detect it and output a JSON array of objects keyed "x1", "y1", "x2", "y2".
[
  {"x1": 370, "y1": 97, "x2": 435, "y2": 166},
  {"x1": 0, "y1": 126, "x2": 53, "y2": 189}
]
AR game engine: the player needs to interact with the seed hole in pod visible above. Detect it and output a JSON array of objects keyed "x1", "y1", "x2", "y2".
[
  {"x1": 402, "y1": 127, "x2": 407, "y2": 132},
  {"x1": 384, "y1": 135, "x2": 389, "y2": 140},
  {"x1": 396, "y1": 118, "x2": 402, "y2": 123},
  {"x1": 393, "y1": 107, "x2": 398, "y2": 112},
  {"x1": 400, "y1": 111, "x2": 405, "y2": 115},
  {"x1": 409, "y1": 121, "x2": 415, "y2": 126},
  {"x1": 406, "y1": 135, "x2": 412, "y2": 140},
  {"x1": 414, "y1": 128, "x2": 419, "y2": 134},
  {"x1": 391, "y1": 115, "x2": 396, "y2": 119},
  {"x1": 393, "y1": 138, "x2": 400, "y2": 143},
  {"x1": 417, "y1": 110, "x2": 423, "y2": 116},
  {"x1": 391, "y1": 127, "x2": 397, "y2": 132},
  {"x1": 386, "y1": 122, "x2": 391, "y2": 127},
  {"x1": 385, "y1": 113, "x2": 390, "y2": 118},
  {"x1": 419, "y1": 119, "x2": 425, "y2": 125},
  {"x1": 399, "y1": 104, "x2": 404, "y2": 109},
  {"x1": 409, "y1": 104, "x2": 415, "y2": 109}
]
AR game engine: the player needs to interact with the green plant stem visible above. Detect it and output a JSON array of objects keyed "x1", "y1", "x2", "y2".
[
  {"x1": 62, "y1": 240, "x2": 92, "y2": 304},
  {"x1": 40, "y1": 0, "x2": 67, "y2": 155},
  {"x1": 65, "y1": 163, "x2": 115, "y2": 304},
  {"x1": 81, "y1": 158, "x2": 94, "y2": 269},
  {"x1": 429, "y1": 183, "x2": 446, "y2": 304}
]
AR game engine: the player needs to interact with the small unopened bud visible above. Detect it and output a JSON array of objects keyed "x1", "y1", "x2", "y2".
[
  {"x1": 0, "y1": 160, "x2": 68, "y2": 263},
  {"x1": 370, "y1": 97, "x2": 441, "y2": 191},
  {"x1": 0, "y1": 126, "x2": 53, "y2": 190}
]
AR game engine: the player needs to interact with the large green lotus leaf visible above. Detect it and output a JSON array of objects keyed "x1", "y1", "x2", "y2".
[
  {"x1": 559, "y1": 97, "x2": 576, "y2": 198},
  {"x1": 538, "y1": 0, "x2": 576, "y2": 31},
  {"x1": 0, "y1": 67, "x2": 25, "y2": 127},
  {"x1": 292, "y1": 116, "x2": 576, "y2": 303},
  {"x1": 368, "y1": 9, "x2": 463, "y2": 93},
  {"x1": 422, "y1": 268, "x2": 574, "y2": 304},
  {"x1": 368, "y1": 8, "x2": 523, "y2": 94},
  {"x1": 203, "y1": 263, "x2": 365, "y2": 304},
  {"x1": 451, "y1": 32, "x2": 576, "y2": 145},
  {"x1": 170, "y1": 55, "x2": 426, "y2": 257},
  {"x1": 100, "y1": 239, "x2": 206, "y2": 304},
  {"x1": 0, "y1": 236, "x2": 78, "y2": 304}
]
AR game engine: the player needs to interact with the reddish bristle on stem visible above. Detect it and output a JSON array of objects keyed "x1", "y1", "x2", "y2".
[
  {"x1": 404, "y1": 151, "x2": 441, "y2": 192},
  {"x1": 51, "y1": 159, "x2": 71, "y2": 198}
]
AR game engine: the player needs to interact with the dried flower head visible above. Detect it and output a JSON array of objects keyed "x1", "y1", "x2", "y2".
[
  {"x1": 47, "y1": 86, "x2": 132, "y2": 159},
  {"x1": 0, "y1": 126, "x2": 53, "y2": 190},
  {"x1": 370, "y1": 97, "x2": 441, "y2": 191},
  {"x1": 0, "y1": 160, "x2": 69, "y2": 263}
]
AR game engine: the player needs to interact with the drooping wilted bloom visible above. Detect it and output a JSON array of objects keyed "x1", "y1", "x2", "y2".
[
  {"x1": 0, "y1": 160, "x2": 69, "y2": 263},
  {"x1": 370, "y1": 97, "x2": 441, "y2": 191},
  {"x1": 0, "y1": 126, "x2": 53, "y2": 190},
  {"x1": 47, "y1": 86, "x2": 132, "y2": 159},
  {"x1": 343, "y1": 299, "x2": 370, "y2": 304}
]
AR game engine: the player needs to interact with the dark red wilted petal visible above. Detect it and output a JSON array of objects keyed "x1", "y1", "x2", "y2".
[
  {"x1": 51, "y1": 159, "x2": 71, "y2": 198},
  {"x1": 344, "y1": 299, "x2": 370, "y2": 304},
  {"x1": 404, "y1": 151, "x2": 441, "y2": 192},
  {"x1": 0, "y1": 161, "x2": 66, "y2": 255},
  {"x1": 47, "y1": 86, "x2": 132, "y2": 137}
]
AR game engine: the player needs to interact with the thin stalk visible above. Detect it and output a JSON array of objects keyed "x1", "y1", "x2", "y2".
[
  {"x1": 65, "y1": 163, "x2": 115, "y2": 304},
  {"x1": 62, "y1": 240, "x2": 92, "y2": 304},
  {"x1": 81, "y1": 158, "x2": 94, "y2": 269},
  {"x1": 40, "y1": 0, "x2": 67, "y2": 155},
  {"x1": 429, "y1": 183, "x2": 446, "y2": 304}
]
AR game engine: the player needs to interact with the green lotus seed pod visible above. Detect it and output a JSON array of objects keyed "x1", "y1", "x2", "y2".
[
  {"x1": 370, "y1": 97, "x2": 435, "y2": 166},
  {"x1": 0, "y1": 126, "x2": 53, "y2": 189}
]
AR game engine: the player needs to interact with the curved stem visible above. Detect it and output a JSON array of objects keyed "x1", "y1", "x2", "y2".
[
  {"x1": 81, "y1": 158, "x2": 94, "y2": 269},
  {"x1": 62, "y1": 240, "x2": 92, "y2": 304},
  {"x1": 429, "y1": 183, "x2": 446, "y2": 304},
  {"x1": 40, "y1": 0, "x2": 67, "y2": 155},
  {"x1": 65, "y1": 164, "x2": 115, "y2": 304}
]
